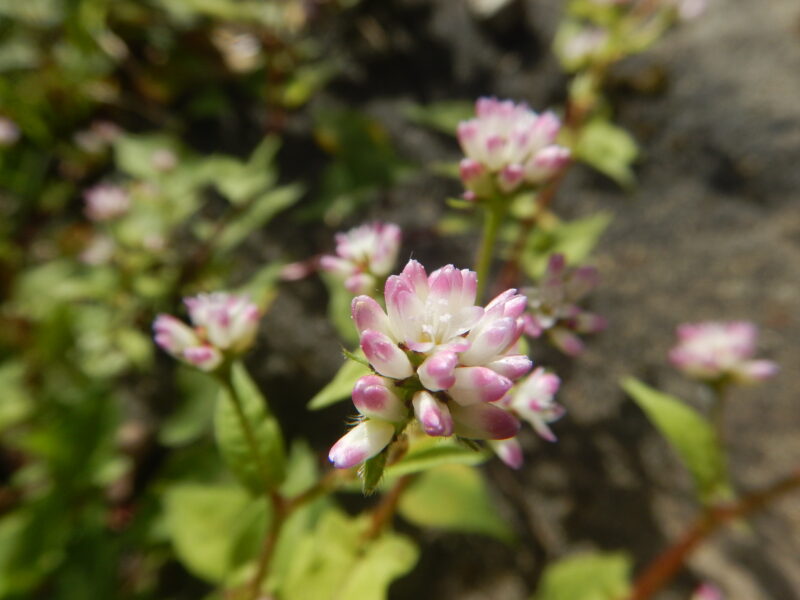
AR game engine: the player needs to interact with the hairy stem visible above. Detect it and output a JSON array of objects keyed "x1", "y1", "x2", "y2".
[
  {"x1": 364, "y1": 474, "x2": 416, "y2": 540},
  {"x1": 628, "y1": 468, "x2": 800, "y2": 600}
]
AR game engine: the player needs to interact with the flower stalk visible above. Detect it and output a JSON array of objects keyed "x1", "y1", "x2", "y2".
[{"x1": 475, "y1": 199, "x2": 507, "y2": 301}]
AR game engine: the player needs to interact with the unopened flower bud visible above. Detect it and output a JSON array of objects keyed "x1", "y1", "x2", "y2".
[
  {"x1": 353, "y1": 375, "x2": 408, "y2": 422},
  {"x1": 412, "y1": 390, "x2": 454, "y2": 437},
  {"x1": 328, "y1": 420, "x2": 395, "y2": 469}
]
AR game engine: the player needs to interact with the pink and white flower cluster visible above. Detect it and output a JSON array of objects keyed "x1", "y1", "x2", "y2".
[
  {"x1": 153, "y1": 292, "x2": 261, "y2": 372},
  {"x1": 492, "y1": 367, "x2": 564, "y2": 468},
  {"x1": 320, "y1": 222, "x2": 402, "y2": 295},
  {"x1": 523, "y1": 254, "x2": 606, "y2": 356},
  {"x1": 457, "y1": 98, "x2": 571, "y2": 201},
  {"x1": 669, "y1": 321, "x2": 778, "y2": 384},
  {"x1": 84, "y1": 184, "x2": 130, "y2": 222},
  {"x1": 329, "y1": 259, "x2": 535, "y2": 469}
]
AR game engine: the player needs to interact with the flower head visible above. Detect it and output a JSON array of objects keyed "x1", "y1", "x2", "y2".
[
  {"x1": 84, "y1": 184, "x2": 130, "y2": 222},
  {"x1": 153, "y1": 292, "x2": 261, "y2": 371},
  {"x1": 457, "y1": 98, "x2": 570, "y2": 200},
  {"x1": 329, "y1": 259, "x2": 532, "y2": 469},
  {"x1": 320, "y1": 222, "x2": 402, "y2": 295},
  {"x1": 669, "y1": 321, "x2": 778, "y2": 385},
  {"x1": 523, "y1": 254, "x2": 606, "y2": 355}
]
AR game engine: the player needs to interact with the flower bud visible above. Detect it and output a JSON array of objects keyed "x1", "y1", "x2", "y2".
[
  {"x1": 328, "y1": 420, "x2": 395, "y2": 469},
  {"x1": 412, "y1": 391, "x2": 454, "y2": 437},
  {"x1": 352, "y1": 375, "x2": 408, "y2": 423}
]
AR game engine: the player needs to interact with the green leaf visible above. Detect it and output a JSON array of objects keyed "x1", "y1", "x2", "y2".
[
  {"x1": 534, "y1": 552, "x2": 632, "y2": 600},
  {"x1": 338, "y1": 530, "x2": 419, "y2": 600},
  {"x1": 277, "y1": 508, "x2": 418, "y2": 600},
  {"x1": 576, "y1": 119, "x2": 638, "y2": 188},
  {"x1": 113, "y1": 133, "x2": 185, "y2": 180},
  {"x1": 280, "y1": 439, "x2": 320, "y2": 498},
  {"x1": 621, "y1": 377, "x2": 731, "y2": 503},
  {"x1": 521, "y1": 212, "x2": 612, "y2": 279},
  {"x1": 215, "y1": 184, "x2": 303, "y2": 254},
  {"x1": 215, "y1": 363, "x2": 286, "y2": 493},
  {"x1": 398, "y1": 464, "x2": 514, "y2": 542},
  {"x1": 0, "y1": 362, "x2": 33, "y2": 431},
  {"x1": 404, "y1": 100, "x2": 475, "y2": 134},
  {"x1": 308, "y1": 352, "x2": 371, "y2": 410},
  {"x1": 386, "y1": 437, "x2": 490, "y2": 478},
  {"x1": 163, "y1": 483, "x2": 267, "y2": 583},
  {"x1": 199, "y1": 136, "x2": 280, "y2": 205}
]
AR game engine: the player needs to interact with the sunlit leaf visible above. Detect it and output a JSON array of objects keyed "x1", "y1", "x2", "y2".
[
  {"x1": 164, "y1": 483, "x2": 266, "y2": 583},
  {"x1": 398, "y1": 464, "x2": 514, "y2": 542},
  {"x1": 277, "y1": 508, "x2": 418, "y2": 600},
  {"x1": 534, "y1": 552, "x2": 632, "y2": 600},
  {"x1": 576, "y1": 119, "x2": 638, "y2": 188},
  {"x1": 522, "y1": 212, "x2": 612, "y2": 279},
  {"x1": 621, "y1": 377, "x2": 731, "y2": 503}
]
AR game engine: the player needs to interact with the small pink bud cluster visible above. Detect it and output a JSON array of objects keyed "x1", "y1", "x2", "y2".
[
  {"x1": 0, "y1": 117, "x2": 20, "y2": 146},
  {"x1": 153, "y1": 292, "x2": 261, "y2": 372},
  {"x1": 84, "y1": 184, "x2": 130, "y2": 222},
  {"x1": 492, "y1": 367, "x2": 564, "y2": 468},
  {"x1": 669, "y1": 321, "x2": 778, "y2": 385},
  {"x1": 74, "y1": 120, "x2": 122, "y2": 154},
  {"x1": 523, "y1": 254, "x2": 606, "y2": 356},
  {"x1": 320, "y1": 222, "x2": 402, "y2": 295},
  {"x1": 561, "y1": 26, "x2": 610, "y2": 68},
  {"x1": 691, "y1": 583, "x2": 723, "y2": 600},
  {"x1": 457, "y1": 98, "x2": 570, "y2": 201},
  {"x1": 329, "y1": 259, "x2": 533, "y2": 469}
]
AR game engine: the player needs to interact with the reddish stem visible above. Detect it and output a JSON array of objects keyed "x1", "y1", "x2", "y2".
[{"x1": 628, "y1": 468, "x2": 800, "y2": 600}]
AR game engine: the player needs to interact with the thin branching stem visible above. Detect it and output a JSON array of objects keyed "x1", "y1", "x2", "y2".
[{"x1": 628, "y1": 468, "x2": 800, "y2": 600}]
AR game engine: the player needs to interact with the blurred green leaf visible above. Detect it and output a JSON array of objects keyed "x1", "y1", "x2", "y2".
[
  {"x1": 621, "y1": 377, "x2": 731, "y2": 503},
  {"x1": 398, "y1": 464, "x2": 514, "y2": 542},
  {"x1": 404, "y1": 100, "x2": 474, "y2": 134},
  {"x1": 215, "y1": 184, "x2": 303, "y2": 254},
  {"x1": 386, "y1": 437, "x2": 490, "y2": 478},
  {"x1": 164, "y1": 483, "x2": 266, "y2": 583},
  {"x1": 522, "y1": 212, "x2": 612, "y2": 279},
  {"x1": 200, "y1": 136, "x2": 280, "y2": 205},
  {"x1": 280, "y1": 439, "x2": 320, "y2": 497},
  {"x1": 308, "y1": 352, "x2": 370, "y2": 410},
  {"x1": 113, "y1": 133, "x2": 185, "y2": 180},
  {"x1": 0, "y1": 362, "x2": 33, "y2": 431},
  {"x1": 215, "y1": 362, "x2": 286, "y2": 493},
  {"x1": 576, "y1": 119, "x2": 638, "y2": 188},
  {"x1": 534, "y1": 552, "x2": 632, "y2": 600},
  {"x1": 278, "y1": 508, "x2": 418, "y2": 600}
]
